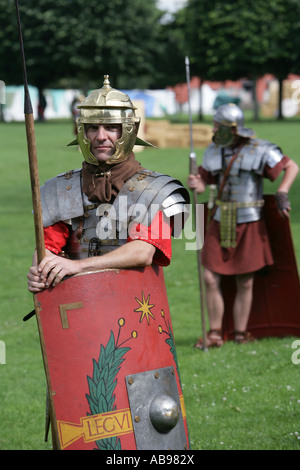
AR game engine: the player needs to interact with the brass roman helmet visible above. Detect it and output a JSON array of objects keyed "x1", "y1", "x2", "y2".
[{"x1": 69, "y1": 75, "x2": 154, "y2": 165}]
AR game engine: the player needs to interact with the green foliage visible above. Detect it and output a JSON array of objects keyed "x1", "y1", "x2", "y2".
[
  {"x1": 0, "y1": 118, "x2": 299, "y2": 449},
  {"x1": 2, "y1": 0, "x2": 300, "y2": 94},
  {"x1": 1, "y1": 0, "x2": 164, "y2": 90},
  {"x1": 180, "y1": 0, "x2": 300, "y2": 81}
]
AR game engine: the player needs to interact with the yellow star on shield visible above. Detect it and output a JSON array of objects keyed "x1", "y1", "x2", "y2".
[{"x1": 134, "y1": 292, "x2": 155, "y2": 325}]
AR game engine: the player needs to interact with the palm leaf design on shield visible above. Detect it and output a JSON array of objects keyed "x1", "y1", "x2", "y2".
[
  {"x1": 86, "y1": 323, "x2": 132, "y2": 450},
  {"x1": 159, "y1": 309, "x2": 181, "y2": 385},
  {"x1": 166, "y1": 323, "x2": 178, "y2": 369}
]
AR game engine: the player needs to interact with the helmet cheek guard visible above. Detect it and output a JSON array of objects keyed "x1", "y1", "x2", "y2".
[
  {"x1": 69, "y1": 75, "x2": 154, "y2": 165},
  {"x1": 107, "y1": 119, "x2": 140, "y2": 165},
  {"x1": 76, "y1": 123, "x2": 96, "y2": 165}
]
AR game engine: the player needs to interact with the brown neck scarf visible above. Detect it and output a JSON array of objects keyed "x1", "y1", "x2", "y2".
[{"x1": 82, "y1": 152, "x2": 143, "y2": 203}]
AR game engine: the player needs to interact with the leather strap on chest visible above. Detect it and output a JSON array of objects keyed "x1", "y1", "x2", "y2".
[{"x1": 209, "y1": 149, "x2": 240, "y2": 220}]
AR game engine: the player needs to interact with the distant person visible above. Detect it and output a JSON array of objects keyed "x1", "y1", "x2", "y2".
[
  {"x1": 187, "y1": 103, "x2": 298, "y2": 347},
  {"x1": 37, "y1": 90, "x2": 47, "y2": 122}
]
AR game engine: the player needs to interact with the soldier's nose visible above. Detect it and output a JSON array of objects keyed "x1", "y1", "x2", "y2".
[{"x1": 96, "y1": 125, "x2": 108, "y2": 140}]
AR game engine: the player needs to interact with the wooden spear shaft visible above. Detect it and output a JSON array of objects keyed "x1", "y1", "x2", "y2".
[
  {"x1": 15, "y1": 0, "x2": 45, "y2": 263},
  {"x1": 15, "y1": 2, "x2": 53, "y2": 441},
  {"x1": 185, "y1": 56, "x2": 207, "y2": 351}
]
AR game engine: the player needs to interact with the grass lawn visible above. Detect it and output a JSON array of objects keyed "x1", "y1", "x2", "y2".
[{"x1": 0, "y1": 117, "x2": 300, "y2": 450}]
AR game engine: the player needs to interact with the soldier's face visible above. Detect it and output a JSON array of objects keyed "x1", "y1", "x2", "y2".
[
  {"x1": 212, "y1": 122, "x2": 236, "y2": 147},
  {"x1": 86, "y1": 124, "x2": 122, "y2": 162}
]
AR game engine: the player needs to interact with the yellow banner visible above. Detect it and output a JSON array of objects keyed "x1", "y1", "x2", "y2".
[
  {"x1": 57, "y1": 395, "x2": 186, "y2": 449},
  {"x1": 58, "y1": 408, "x2": 133, "y2": 449}
]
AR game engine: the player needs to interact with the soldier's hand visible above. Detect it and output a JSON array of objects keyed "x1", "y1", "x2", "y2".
[
  {"x1": 27, "y1": 265, "x2": 47, "y2": 293},
  {"x1": 275, "y1": 191, "x2": 291, "y2": 218},
  {"x1": 37, "y1": 253, "x2": 78, "y2": 288},
  {"x1": 187, "y1": 174, "x2": 207, "y2": 194},
  {"x1": 187, "y1": 174, "x2": 200, "y2": 189}
]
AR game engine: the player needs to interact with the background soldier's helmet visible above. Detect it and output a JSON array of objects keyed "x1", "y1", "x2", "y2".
[
  {"x1": 213, "y1": 103, "x2": 255, "y2": 146},
  {"x1": 72, "y1": 75, "x2": 153, "y2": 165}
]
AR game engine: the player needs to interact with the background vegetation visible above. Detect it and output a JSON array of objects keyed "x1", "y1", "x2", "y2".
[
  {"x1": 1, "y1": 0, "x2": 300, "y2": 116},
  {"x1": 0, "y1": 116, "x2": 299, "y2": 450}
]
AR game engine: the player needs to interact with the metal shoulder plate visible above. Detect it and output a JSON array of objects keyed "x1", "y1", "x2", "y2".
[
  {"x1": 202, "y1": 143, "x2": 222, "y2": 173},
  {"x1": 202, "y1": 139, "x2": 284, "y2": 175},
  {"x1": 240, "y1": 138, "x2": 284, "y2": 173},
  {"x1": 104, "y1": 170, "x2": 190, "y2": 228},
  {"x1": 40, "y1": 169, "x2": 83, "y2": 227}
]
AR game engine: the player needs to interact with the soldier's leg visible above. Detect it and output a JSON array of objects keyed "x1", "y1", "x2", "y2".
[
  {"x1": 194, "y1": 269, "x2": 224, "y2": 348},
  {"x1": 233, "y1": 273, "x2": 255, "y2": 343},
  {"x1": 203, "y1": 268, "x2": 224, "y2": 330}
]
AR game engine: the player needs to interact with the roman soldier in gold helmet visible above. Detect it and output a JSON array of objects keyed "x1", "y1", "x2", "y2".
[
  {"x1": 73, "y1": 75, "x2": 153, "y2": 165},
  {"x1": 27, "y1": 74, "x2": 189, "y2": 298},
  {"x1": 26, "y1": 77, "x2": 191, "y2": 450}
]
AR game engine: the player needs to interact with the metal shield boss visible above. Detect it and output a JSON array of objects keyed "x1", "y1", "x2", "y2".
[{"x1": 35, "y1": 265, "x2": 190, "y2": 450}]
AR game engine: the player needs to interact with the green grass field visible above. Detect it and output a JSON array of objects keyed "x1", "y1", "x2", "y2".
[{"x1": 0, "y1": 117, "x2": 300, "y2": 450}]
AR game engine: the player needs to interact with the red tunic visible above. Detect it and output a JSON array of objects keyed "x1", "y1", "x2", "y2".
[
  {"x1": 200, "y1": 156, "x2": 289, "y2": 275},
  {"x1": 202, "y1": 219, "x2": 274, "y2": 275}
]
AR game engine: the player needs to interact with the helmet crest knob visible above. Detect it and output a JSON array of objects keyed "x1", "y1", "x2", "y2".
[{"x1": 103, "y1": 75, "x2": 111, "y2": 89}]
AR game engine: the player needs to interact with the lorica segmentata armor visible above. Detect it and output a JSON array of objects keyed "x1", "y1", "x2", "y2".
[
  {"x1": 40, "y1": 169, "x2": 190, "y2": 259},
  {"x1": 203, "y1": 138, "x2": 284, "y2": 224}
]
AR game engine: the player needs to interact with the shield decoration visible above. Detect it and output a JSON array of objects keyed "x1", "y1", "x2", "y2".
[
  {"x1": 220, "y1": 195, "x2": 300, "y2": 339},
  {"x1": 34, "y1": 265, "x2": 189, "y2": 450}
]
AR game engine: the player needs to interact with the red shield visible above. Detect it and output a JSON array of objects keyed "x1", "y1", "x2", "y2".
[
  {"x1": 219, "y1": 195, "x2": 300, "y2": 339},
  {"x1": 34, "y1": 266, "x2": 189, "y2": 450}
]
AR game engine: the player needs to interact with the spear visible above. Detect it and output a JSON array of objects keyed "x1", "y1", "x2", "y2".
[
  {"x1": 15, "y1": 0, "x2": 45, "y2": 264},
  {"x1": 15, "y1": 0, "x2": 53, "y2": 441},
  {"x1": 185, "y1": 56, "x2": 207, "y2": 350}
]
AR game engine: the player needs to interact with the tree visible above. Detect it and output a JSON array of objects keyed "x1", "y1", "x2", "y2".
[
  {"x1": 0, "y1": 1, "x2": 75, "y2": 90},
  {"x1": 262, "y1": 0, "x2": 300, "y2": 118},
  {"x1": 0, "y1": 0, "x2": 165, "y2": 92},
  {"x1": 151, "y1": 20, "x2": 187, "y2": 88},
  {"x1": 65, "y1": 0, "x2": 164, "y2": 90},
  {"x1": 180, "y1": 0, "x2": 300, "y2": 119}
]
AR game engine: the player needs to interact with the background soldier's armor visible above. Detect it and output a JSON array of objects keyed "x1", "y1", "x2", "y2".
[{"x1": 202, "y1": 138, "x2": 284, "y2": 223}]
